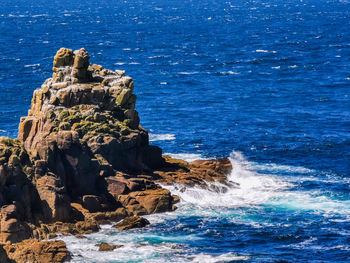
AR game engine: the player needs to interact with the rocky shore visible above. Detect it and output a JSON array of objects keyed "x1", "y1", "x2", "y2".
[{"x1": 0, "y1": 48, "x2": 232, "y2": 262}]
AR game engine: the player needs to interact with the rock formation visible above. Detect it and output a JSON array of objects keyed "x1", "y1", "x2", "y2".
[
  {"x1": 0, "y1": 48, "x2": 232, "y2": 262},
  {"x1": 113, "y1": 216, "x2": 150, "y2": 230},
  {"x1": 95, "y1": 242, "x2": 122, "y2": 251},
  {"x1": 1, "y1": 239, "x2": 71, "y2": 263}
]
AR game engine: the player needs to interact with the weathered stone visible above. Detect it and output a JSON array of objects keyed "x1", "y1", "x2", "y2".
[
  {"x1": 113, "y1": 216, "x2": 150, "y2": 230},
  {"x1": 106, "y1": 177, "x2": 129, "y2": 197},
  {"x1": 73, "y1": 48, "x2": 90, "y2": 82},
  {"x1": 0, "y1": 47, "x2": 233, "y2": 248},
  {"x1": 53, "y1": 48, "x2": 74, "y2": 68},
  {"x1": 129, "y1": 189, "x2": 172, "y2": 214},
  {"x1": 3, "y1": 239, "x2": 71, "y2": 263},
  {"x1": 0, "y1": 218, "x2": 32, "y2": 243},
  {"x1": 115, "y1": 69, "x2": 125, "y2": 77},
  {"x1": 153, "y1": 156, "x2": 232, "y2": 186},
  {"x1": 95, "y1": 242, "x2": 121, "y2": 251},
  {"x1": 36, "y1": 175, "x2": 71, "y2": 222},
  {"x1": 91, "y1": 64, "x2": 103, "y2": 73},
  {"x1": 116, "y1": 89, "x2": 131, "y2": 106}
]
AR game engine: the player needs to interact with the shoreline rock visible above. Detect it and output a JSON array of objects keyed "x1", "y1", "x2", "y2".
[
  {"x1": 2, "y1": 239, "x2": 71, "y2": 263},
  {"x1": 113, "y1": 216, "x2": 150, "y2": 230},
  {"x1": 0, "y1": 48, "x2": 232, "y2": 262},
  {"x1": 96, "y1": 242, "x2": 123, "y2": 251}
]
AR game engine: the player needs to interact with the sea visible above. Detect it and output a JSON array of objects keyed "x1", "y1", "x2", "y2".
[{"x1": 0, "y1": 0, "x2": 350, "y2": 262}]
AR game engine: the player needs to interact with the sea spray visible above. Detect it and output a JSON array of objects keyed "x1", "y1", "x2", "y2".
[{"x1": 59, "y1": 151, "x2": 350, "y2": 262}]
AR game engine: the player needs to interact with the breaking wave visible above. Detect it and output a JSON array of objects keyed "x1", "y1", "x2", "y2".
[
  {"x1": 149, "y1": 133, "x2": 176, "y2": 142},
  {"x1": 163, "y1": 151, "x2": 350, "y2": 215}
]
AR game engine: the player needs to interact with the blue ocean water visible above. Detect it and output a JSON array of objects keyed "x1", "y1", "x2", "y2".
[{"x1": 1, "y1": 0, "x2": 350, "y2": 262}]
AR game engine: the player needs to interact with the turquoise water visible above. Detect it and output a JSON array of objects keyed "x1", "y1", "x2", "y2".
[{"x1": 0, "y1": 0, "x2": 350, "y2": 261}]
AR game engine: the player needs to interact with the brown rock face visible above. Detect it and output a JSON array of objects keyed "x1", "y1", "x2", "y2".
[
  {"x1": 0, "y1": 47, "x2": 233, "y2": 260},
  {"x1": 72, "y1": 48, "x2": 91, "y2": 82},
  {"x1": 53, "y1": 48, "x2": 74, "y2": 68},
  {"x1": 96, "y1": 242, "x2": 122, "y2": 251},
  {"x1": 153, "y1": 156, "x2": 233, "y2": 186},
  {"x1": 15, "y1": 48, "x2": 165, "y2": 223},
  {"x1": 3, "y1": 239, "x2": 71, "y2": 263},
  {"x1": 114, "y1": 216, "x2": 150, "y2": 230}
]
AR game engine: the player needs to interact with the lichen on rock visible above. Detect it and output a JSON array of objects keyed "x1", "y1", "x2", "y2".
[{"x1": 0, "y1": 47, "x2": 232, "y2": 261}]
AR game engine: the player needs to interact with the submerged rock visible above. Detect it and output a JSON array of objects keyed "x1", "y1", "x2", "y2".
[{"x1": 113, "y1": 216, "x2": 150, "y2": 230}]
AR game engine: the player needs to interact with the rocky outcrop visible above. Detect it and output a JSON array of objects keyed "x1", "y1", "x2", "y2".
[
  {"x1": 153, "y1": 156, "x2": 232, "y2": 186},
  {"x1": 2, "y1": 239, "x2": 71, "y2": 263},
  {"x1": 0, "y1": 48, "x2": 232, "y2": 261},
  {"x1": 95, "y1": 242, "x2": 122, "y2": 251},
  {"x1": 114, "y1": 216, "x2": 150, "y2": 230}
]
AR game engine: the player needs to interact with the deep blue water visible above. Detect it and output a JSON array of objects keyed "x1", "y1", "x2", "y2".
[{"x1": 1, "y1": 0, "x2": 350, "y2": 262}]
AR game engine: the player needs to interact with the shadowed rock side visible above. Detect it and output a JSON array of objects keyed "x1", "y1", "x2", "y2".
[{"x1": 0, "y1": 48, "x2": 232, "y2": 262}]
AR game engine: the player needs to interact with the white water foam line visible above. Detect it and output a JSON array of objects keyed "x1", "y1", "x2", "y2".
[
  {"x1": 58, "y1": 224, "x2": 207, "y2": 263},
  {"x1": 164, "y1": 153, "x2": 204, "y2": 163},
  {"x1": 163, "y1": 151, "x2": 350, "y2": 215},
  {"x1": 149, "y1": 133, "x2": 176, "y2": 142},
  {"x1": 59, "y1": 151, "x2": 350, "y2": 262}
]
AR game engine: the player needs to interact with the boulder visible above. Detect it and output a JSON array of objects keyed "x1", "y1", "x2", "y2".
[
  {"x1": 73, "y1": 48, "x2": 91, "y2": 82},
  {"x1": 95, "y1": 242, "x2": 122, "y2": 251},
  {"x1": 113, "y1": 216, "x2": 150, "y2": 230},
  {"x1": 129, "y1": 189, "x2": 173, "y2": 214},
  {"x1": 0, "y1": 217, "x2": 32, "y2": 243},
  {"x1": 3, "y1": 239, "x2": 71, "y2": 263},
  {"x1": 106, "y1": 177, "x2": 129, "y2": 197},
  {"x1": 53, "y1": 48, "x2": 74, "y2": 68}
]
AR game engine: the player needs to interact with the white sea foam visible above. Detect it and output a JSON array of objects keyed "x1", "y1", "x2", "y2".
[
  {"x1": 60, "y1": 223, "x2": 249, "y2": 262},
  {"x1": 163, "y1": 151, "x2": 350, "y2": 215},
  {"x1": 251, "y1": 162, "x2": 315, "y2": 174},
  {"x1": 24, "y1": 63, "x2": 40, "y2": 67},
  {"x1": 59, "y1": 224, "x2": 199, "y2": 263},
  {"x1": 164, "y1": 153, "x2": 203, "y2": 162},
  {"x1": 163, "y1": 151, "x2": 291, "y2": 208},
  {"x1": 255, "y1": 49, "x2": 277, "y2": 53},
  {"x1": 178, "y1": 71, "x2": 199, "y2": 75},
  {"x1": 191, "y1": 252, "x2": 250, "y2": 262},
  {"x1": 32, "y1": 14, "x2": 48, "y2": 17},
  {"x1": 59, "y1": 151, "x2": 350, "y2": 262},
  {"x1": 219, "y1": 71, "x2": 240, "y2": 75},
  {"x1": 149, "y1": 133, "x2": 176, "y2": 142}
]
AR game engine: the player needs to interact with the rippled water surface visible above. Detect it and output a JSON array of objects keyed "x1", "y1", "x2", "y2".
[{"x1": 0, "y1": 0, "x2": 350, "y2": 262}]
